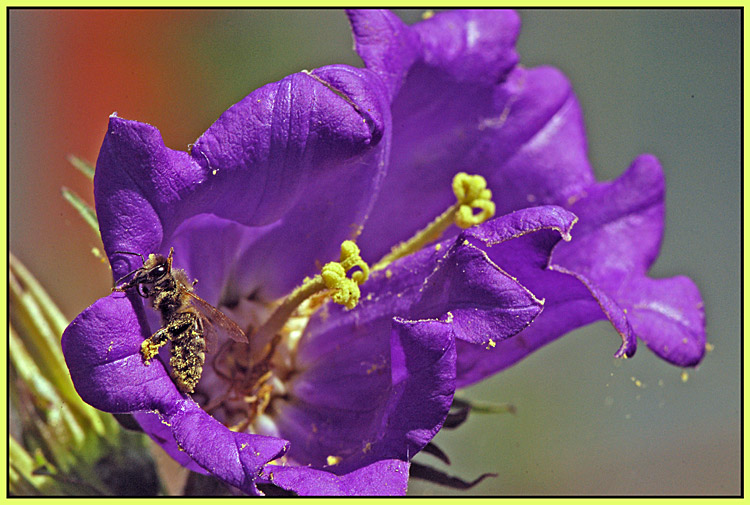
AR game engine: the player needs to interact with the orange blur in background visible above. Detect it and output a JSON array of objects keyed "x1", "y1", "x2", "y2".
[{"x1": 11, "y1": 10, "x2": 213, "y2": 318}]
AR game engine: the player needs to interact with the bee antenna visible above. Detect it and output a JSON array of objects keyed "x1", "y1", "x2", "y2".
[
  {"x1": 111, "y1": 250, "x2": 146, "y2": 290},
  {"x1": 167, "y1": 247, "x2": 175, "y2": 271},
  {"x1": 113, "y1": 269, "x2": 138, "y2": 290},
  {"x1": 112, "y1": 250, "x2": 146, "y2": 264}
]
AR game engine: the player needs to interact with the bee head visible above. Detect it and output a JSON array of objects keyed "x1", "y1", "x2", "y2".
[{"x1": 112, "y1": 248, "x2": 175, "y2": 297}]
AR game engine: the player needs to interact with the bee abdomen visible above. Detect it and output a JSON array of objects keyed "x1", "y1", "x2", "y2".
[{"x1": 169, "y1": 315, "x2": 207, "y2": 394}]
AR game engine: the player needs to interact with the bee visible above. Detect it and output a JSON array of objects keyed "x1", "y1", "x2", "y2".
[{"x1": 112, "y1": 247, "x2": 248, "y2": 394}]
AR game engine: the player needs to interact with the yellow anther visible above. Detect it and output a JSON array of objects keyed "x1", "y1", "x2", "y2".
[
  {"x1": 321, "y1": 241, "x2": 369, "y2": 310},
  {"x1": 250, "y1": 241, "x2": 371, "y2": 358},
  {"x1": 337, "y1": 240, "x2": 369, "y2": 285},
  {"x1": 321, "y1": 262, "x2": 360, "y2": 310},
  {"x1": 452, "y1": 172, "x2": 496, "y2": 229}
]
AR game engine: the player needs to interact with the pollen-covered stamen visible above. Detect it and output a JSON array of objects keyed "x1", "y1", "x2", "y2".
[
  {"x1": 374, "y1": 172, "x2": 496, "y2": 270},
  {"x1": 452, "y1": 172, "x2": 496, "y2": 228},
  {"x1": 249, "y1": 240, "x2": 369, "y2": 361},
  {"x1": 204, "y1": 241, "x2": 370, "y2": 431},
  {"x1": 321, "y1": 240, "x2": 370, "y2": 310}
]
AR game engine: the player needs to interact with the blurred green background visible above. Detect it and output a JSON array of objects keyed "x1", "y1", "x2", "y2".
[{"x1": 9, "y1": 9, "x2": 740, "y2": 495}]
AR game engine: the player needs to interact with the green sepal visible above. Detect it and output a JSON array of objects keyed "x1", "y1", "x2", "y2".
[
  {"x1": 67, "y1": 154, "x2": 95, "y2": 180},
  {"x1": 9, "y1": 254, "x2": 112, "y2": 436},
  {"x1": 452, "y1": 397, "x2": 516, "y2": 415},
  {"x1": 9, "y1": 255, "x2": 163, "y2": 495},
  {"x1": 61, "y1": 187, "x2": 100, "y2": 237}
]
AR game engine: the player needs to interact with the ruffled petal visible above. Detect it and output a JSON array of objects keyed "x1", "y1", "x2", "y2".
[
  {"x1": 164, "y1": 400, "x2": 288, "y2": 495},
  {"x1": 267, "y1": 316, "x2": 455, "y2": 495},
  {"x1": 453, "y1": 268, "x2": 624, "y2": 387},
  {"x1": 95, "y1": 64, "x2": 391, "y2": 300},
  {"x1": 409, "y1": 239, "x2": 542, "y2": 346},
  {"x1": 374, "y1": 316, "x2": 456, "y2": 462},
  {"x1": 552, "y1": 154, "x2": 705, "y2": 366},
  {"x1": 618, "y1": 275, "x2": 706, "y2": 367},
  {"x1": 262, "y1": 459, "x2": 409, "y2": 496},
  {"x1": 274, "y1": 312, "x2": 458, "y2": 472},
  {"x1": 453, "y1": 205, "x2": 635, "y2": 386},
  {"x1": 346, "y1": 9, "x2": 420, "y2": 101},
  {"x1": 553, "y1": 154, "x2": 665, "y2": 288},
  {"x1": 412, "y1": 9, "x2": 520, "y2": 85}
]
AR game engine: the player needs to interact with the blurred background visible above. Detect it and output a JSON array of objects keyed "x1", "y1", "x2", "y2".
[{"x1": 9, "y1": 9, "x2": 741, "y2": 495}]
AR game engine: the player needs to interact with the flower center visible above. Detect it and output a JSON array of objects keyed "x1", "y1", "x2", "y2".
[
  {"x1": 199, "y1": 173, "x2": 494, "y2": 436},
  {"x1": 198, "y1": 241, "x2": 369, "y2": 433}
]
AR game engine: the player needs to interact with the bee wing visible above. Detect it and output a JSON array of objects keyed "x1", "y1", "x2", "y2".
[{"x1": 186, "y1": 292, "x2": 250, "y2": 347}]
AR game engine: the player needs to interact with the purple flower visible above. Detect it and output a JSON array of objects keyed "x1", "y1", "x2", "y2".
[{"x1": 61, "y1": 8, "x2": 706, "y2": 496}]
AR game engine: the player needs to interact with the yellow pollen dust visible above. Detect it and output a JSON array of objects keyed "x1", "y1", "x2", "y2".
[{"x1": 326, "y1": 455, "x2": 342, "y2": 466}]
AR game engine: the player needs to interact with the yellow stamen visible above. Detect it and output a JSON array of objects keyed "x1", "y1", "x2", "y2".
[
  {"x1": 250, "y1": 241, "x2": 369, "y2": 358},
  {"x1": 374, "y1": 172, "x2": 495, "y2": 270}
]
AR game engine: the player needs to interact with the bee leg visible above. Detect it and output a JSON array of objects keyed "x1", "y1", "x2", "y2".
[
  {"x1": 140, "y1": 313, "x2": 195, "y2": 364},
  {"x1": 140, "y1": 327, "x2": 171, "y2": 364}
]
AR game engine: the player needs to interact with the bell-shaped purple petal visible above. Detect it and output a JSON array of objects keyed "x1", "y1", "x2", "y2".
[
  {"x1": 348, "y1": 8, "x2": 705, "y2": 373},
  {"x1": 95, "y1": 64, "x2": 391, "y2": 302},
  {"x1": 61, "y1": 8, "x2": 709, "y2": 496}
]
